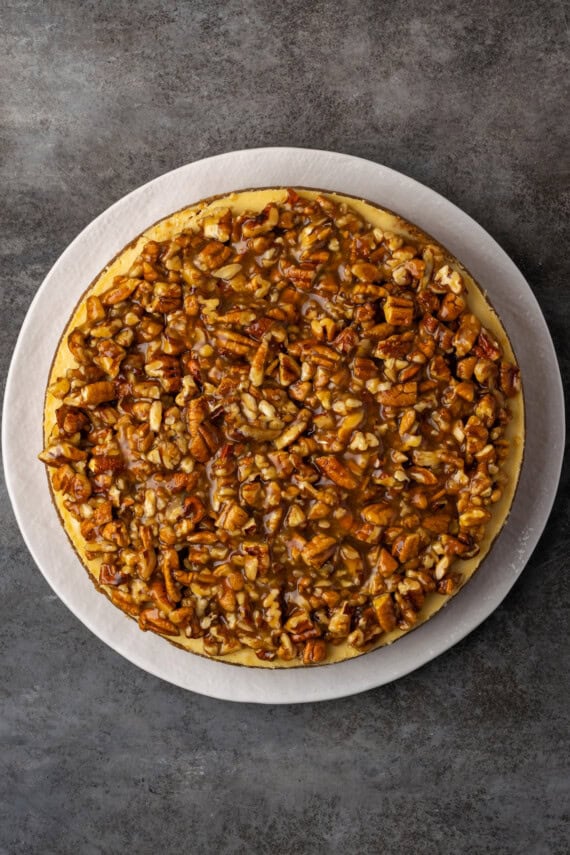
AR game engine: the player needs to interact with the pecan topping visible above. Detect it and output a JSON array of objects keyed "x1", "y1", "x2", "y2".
[{"x1": 41, "y1": 189, "x2": 521, "y2": 665}]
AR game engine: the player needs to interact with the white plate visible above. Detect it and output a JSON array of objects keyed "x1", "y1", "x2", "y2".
[{"x1": 3, "y1": 148, "x2": 564, "y2": 703}]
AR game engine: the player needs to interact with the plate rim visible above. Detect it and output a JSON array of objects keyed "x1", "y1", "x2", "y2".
[{"x1": 3, "y1": 146, "x2": 565, "y2": 703}]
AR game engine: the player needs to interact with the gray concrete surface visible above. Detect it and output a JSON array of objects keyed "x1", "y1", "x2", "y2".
[{"x1": 1, "y1": 1, "x2": 568, "y2": 853}]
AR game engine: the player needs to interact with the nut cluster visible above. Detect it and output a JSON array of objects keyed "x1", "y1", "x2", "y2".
[{"x1": 40, "y1": 189, "x2": 520, "y2": 665}]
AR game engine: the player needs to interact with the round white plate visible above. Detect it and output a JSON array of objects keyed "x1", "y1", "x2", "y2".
[{"x1": 3, "y1": 148, "x2": 564, "y2": 703}]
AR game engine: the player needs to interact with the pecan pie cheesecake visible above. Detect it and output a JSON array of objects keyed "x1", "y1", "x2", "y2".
[{"x1": 40, "y1": 188, "x2": 524, "y2": 667}]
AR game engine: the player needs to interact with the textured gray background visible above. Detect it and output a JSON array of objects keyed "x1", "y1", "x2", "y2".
[{"x1": 1, "y1": 1, "x2": 568, "y2": 853}]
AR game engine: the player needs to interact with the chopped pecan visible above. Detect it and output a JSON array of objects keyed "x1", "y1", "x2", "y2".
[
  {"x1": 432, "y1": 264, "x2": 464, "y2": 294},
  {"x1": 352, "y1": 261, "x2": 383, "y2": 282},
  {"x1": 301, "y1": 534, "x2": 337, "y2": 568},
  {"x1": 139, "y1": 608, "x2": 179, "y2": 636},
  {"x1": 453, "y1": 314, "x2": 481, "y2": 357},
  {"x1": 374, "y1": 333, "x2": 413, "y2": 360},
  {"x1": 438, "y1": 292, "x2": 466, "y2": 322},
  {"x1": 195, "y1": 240, "x2": 233, "y2": 271},
  {"x1": 78, "y1": 381, "x2": 116, "y2": 406},
  {"x1": 241, "y1": 204, "x2": 279, "y2": 238},
  {"x1": 376, "y1": 548, "x2": 399, "y2": 578},
  {"x1": 39, "y1": 441, "x2": 88, "y2": 466},
  {"x1": 392, "y1": 533, "x2": 420, "y2": 562},
  {"x1": 99, "y1": 563, "x2": 129, "y2": 586},
  {"x1": 377, "y1": 382, "x2": 417, "y2": 407},
  {"x1": 475, "y1": 329, "x2": 502, "y2": 361},
  {"x1": 315, "y1": 456, "x2": 358, "y2": 490},
  {"x1": 249, "y1": 338, "x2": 269, "y2": 387},
  {"x1": 214, "y1": 328, "x2": 256, "y2": 356},
  {"x1": 383, "y1": 295, "x2": 414, "y2": 326},
  {"x1": 499, "y1": 361, "x2": 521, "y2": 397},
  {"x1": 372, "y1": 594, "x2": 397, "y2": 632},
  {"x1": 362, "y1": 503, "x2": 395, "y2": 526},
  {"x1": 274, "y1": 409, "x2": 312, "y2": 450},
  {"x1": 303, "y1": 639, "x2": 327, "y2": 664}
]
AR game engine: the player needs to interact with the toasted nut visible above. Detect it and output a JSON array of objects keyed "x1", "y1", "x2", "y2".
[
  {"x1": 453, "y1": 314, "x2": 481, "y2": 357},
  {"x1": 373, "y1": 594, "x2": 397, "y2": 632},
  {"x1": 274, "y1": 409, "x2": 312, "y2": 450},
  {"x1": 217, "y1": 502, "x2": 250, "y2": 533},
  {"x1": 433, "y1": 264, "x2": 464, "y2": 294},
  {"x1": 499, "y1": 361, "x2": 521, "y2": 397},
  {"x1": 376, "y1": 548, "x2": 399, "y2": 578},
  {"x1": 88, "y1": 454, "x2": 124, "y2": 474},
  {"x1": 286, "y1": 504, "x2": 306, "y2": 527},
  {"x1": 77, "y1": 381, "x2": 116, "y2": 406},
  {"x1": 303, "y1": 639, "x2": 327, "y2": 664},
  {"x1": 242, "y1": 204, "x2": 279, "y2": 238},
  {"x1": 139, "y1": 608, "x2": 179, "y2": 636},
  {"x1": 392, "y1": 533, "x2": 420, "y2": 562},
  {"x1": 149, "y1": 400, "x2": 163, "y2": 432},
  {"x1": 362, "y1": 504, "x2": 395, "y2": 526},
  {"x1": 110, "y1": 589, "x2": 140, "y2": 617},
  {"x1": 377, "y1": 382, "x2": 417, "y2": 407},
  {"x1": 315, "y1": 456, "x2": 358, "y2": 490},
  {"x1": 249, "y1": 338, "x2": 269, "y2": 387},
  {"x1": 438, "y1": 292, "x2": 466, "y2": 322},
  {"x1": 101, "y1": 277, "x2": 141, "y2": 306},
  {"x1": 39, "y1": 441, "x2": 88, "y2": 466},
  {"x1": 212, "y1": 263, "x2": 242, "y2": 280},
  {"x1": 459, "y1": 508, "x2": 492, "y2": 527},
  {"x1": 215, "y1": 328, "x2": 257, "y2": 356},
  {"x1": 476, "y1": 329, "x2": 502, "y2": 361},
  {"x1": 328, "y1": 605, "x2": 351, "y2": 637},
  {"x1": 159, "y1": 548, "x2": 181, "y2": 604},
  {"x1": 383, "y1": 295, "x2": 414, "y2": 326},
  {"x1": 301, "y1": 534, "x2": 337, "y2": 568}
]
